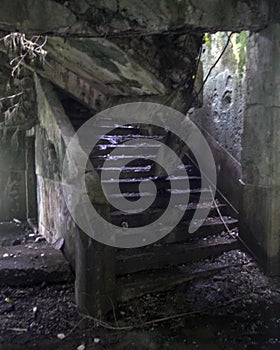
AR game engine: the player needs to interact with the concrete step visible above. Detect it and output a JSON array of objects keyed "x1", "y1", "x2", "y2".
[
  {"x1": 91, "y1": 142, "x2": 161, "y2": 156},
  {"x1": 0, "y1": 243, "x2": 73, "y2": 287},
  {"x1": 94, "y1": 133, "x2": 165, "y2": 144},
  {"x1": 72, "y1": 122, "x2": 143, "y2": 135},
  {"x1": 107, "y1": 188, "x2": 211, "y2": 210},
  {"x1": 110, "y1": 201, "x2": 227, "y2": 227},
  {"x1": 90, "y1": 153, "x2": 158, "y2": 168},
  {"x1": 95, "y1": 164, "x2": 199, "y2": 178},
  {"x1": 162, "y1": 216, "x2": 238, "y2": 244},
  {"x1": 116, "y1": 235, "x2": 240, "y2": 275},
  {"x1": 116, "y1": 248, "x2": 250, "y2": 302},
  {"x1": 102, "y1": 175, "x2": 201, "y2": 193}
]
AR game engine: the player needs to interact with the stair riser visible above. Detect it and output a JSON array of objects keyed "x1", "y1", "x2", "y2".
[
  {"x1": 116, "y1": 240, "x2": 240, "y2": 275},
  {"x1": 90, "y1": 157, "x2": 157, "y2": 168},
  {"x1": 108, "y1": 192, "x2": 210, "y2": 211},
  {"x1": 162, "y1": 222, "x2": 238, "y2": 244},
  {"x1": 110, "y1": 206, "x2": 227, "y2": 227}
]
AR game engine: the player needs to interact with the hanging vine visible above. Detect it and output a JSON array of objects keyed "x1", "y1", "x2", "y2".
[{"x1": 0, "y1": 32, "x2": 47, "y2": 144}]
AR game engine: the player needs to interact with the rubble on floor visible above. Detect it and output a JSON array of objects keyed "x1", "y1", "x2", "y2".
[{"x1": 0, "y1": 245, "x2": 280, "y2": 350}]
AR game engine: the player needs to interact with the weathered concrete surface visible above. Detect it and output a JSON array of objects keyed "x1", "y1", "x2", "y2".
[
  {"x1": 202, "y1": 32, "x2": 247, "y2": 162},
  {"x1": 35, "y1": 76, "x2": 116, "y2": 315},
  {"x1": 27, "y1": 33, "x2": 201, "y2": 114},
  {"x1": 188, "y1": 107, "x2": 241, "y2": 214},
  {"x1": 0, "y1": 0, "x2": 269, "y2": 36},
  {"x1": 191, "y1": 32, "x2": 248, "y2": 211},
  {"x1": 35, "y1": 75, "x2": 81, "y2": 266},
  {"x1": 111, "y1": 33, "x2": 202, "y2": 112},
  {"x1": 45, "y1": 37, "x2": 166, "y2": 96},
  {"x1": 0, "y1": 242, "x2": 73, "y2": 286},
  {"x1": 240, "y1": 23, "x2": 280, "y2": 275}
]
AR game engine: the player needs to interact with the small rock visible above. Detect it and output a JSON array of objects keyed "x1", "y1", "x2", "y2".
[
  {"x1": 5, "y1": 297, "x2": 13, "y2": 303},
  {"x1": 94, "y1": 338, "x2": 100, "y2": 344},
  {"x1": 33, "y1": 306, "x2": 38, "y2": 314},
  {"x1": 35, "y1": 236, "x2": 46, "y2": 243},
  {"x1": 77, "y1": 345, "x2": 86, "y2": 350},
  {"x1": 12, "y1": 239, "x2": 22, "y2": 246},
  {"x1": 57, "y1": 333, "x2": 66, "y2": 340},
  {"x1": 53, "y1": 237, "x2": 65, "y2": 250},
  {"x1": 3, "y1": 253, "x2": 9, "y2": 258},
  {"x1": 29, "y1": 321, "x2": 36, "y2": 329}
]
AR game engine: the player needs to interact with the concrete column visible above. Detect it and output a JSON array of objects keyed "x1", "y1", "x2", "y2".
[{"x1": 240, "y1": 23, "x2": 280, "y2": 275}]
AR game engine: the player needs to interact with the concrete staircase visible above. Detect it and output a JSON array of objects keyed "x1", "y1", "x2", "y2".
[{"x1": 60, "y1": 95, "x2": 239, "y2": 301}]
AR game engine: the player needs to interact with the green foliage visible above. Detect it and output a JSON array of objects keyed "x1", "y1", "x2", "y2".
[
  {"x1": 203, "y1": 33, "x2": 211, "y2": 47},
  {"x1": 234, "y1": 31, "x2": 248, "y2": 75}
]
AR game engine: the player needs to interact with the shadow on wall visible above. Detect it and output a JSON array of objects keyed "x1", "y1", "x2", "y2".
[
  {"x1": 188, "y1": 107, "x2": 241, "y2": 215},
  {"x1": 0, "y1": 130, "x2": 27, "y2": 221}
]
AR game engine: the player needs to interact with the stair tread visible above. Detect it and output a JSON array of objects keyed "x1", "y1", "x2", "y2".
[
  {"x1": 91, "y1": 154, "x2": 158, "y2": 161},
  {"x1": 116, "y1": 235, "x2": 239, "y2": 275},
  {"x1": 108, "y1": 188, "x2": 209, "y2": 198},
  {"x1": 95, "y1": 143, "x2": 162, "y2": 150},
  {"x1": 116, "y1": 248, "x2": 249, "y2": 301},
  {"x1": 96, "y1": 164, "x2": 193, "y2": 171},
  {"x1": 99, "y1": 134, "x2": 165, "y2": 143},
  {"x1": 102, "y1": 175, "x2": 201, "y2": 184},
  {"x1": 110, "y1": 201, "x2": 225, "y2": 217},
  {"x1": 111, "y1": 215, "x2": 237, "y2": 228},
  {"x1": 163, "y1": 217, "x2": 238, "y2": 244},
  {"x1": 117, "y1": 235, "x2": 238, "y2": 257}
]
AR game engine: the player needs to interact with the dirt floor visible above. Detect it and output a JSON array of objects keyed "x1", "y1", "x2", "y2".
[{"x1": 0, "y1": 223, "x2": 280, "y2": 349}]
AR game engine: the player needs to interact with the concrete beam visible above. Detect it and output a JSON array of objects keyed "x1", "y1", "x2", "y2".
[
  {"x1": 0, "y1": 0, "x2": 269, "y2": 36},
  {"x1": 19, "y1": 33, "x2": 199, "y2": 113},
  {"x1": 44, "y1": 37, "x2": 166, "y2": 97}
]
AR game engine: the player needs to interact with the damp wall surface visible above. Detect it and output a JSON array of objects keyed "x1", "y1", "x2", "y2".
[{"x1": 191, "y1": 32, "x2": 248, "y2": 212}]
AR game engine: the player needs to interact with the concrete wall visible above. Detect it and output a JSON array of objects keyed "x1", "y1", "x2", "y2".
[
  {"x1": 191, "y1": 32, "x2": 248, "y2": 212},
  {"x1": 35, "y1": 76, "x2": 79, "y2": 268},
  {"x1": 35, "y1": 77, "x2": 117, "y2": 313},
  {"x1": 240, "y1": 23, "x2": 280, "y2": 275},
  {"x1": 0, "y1": 130, "x2": 27, "y2": 220},
  {"x1": 0, "y1": 51, "x2": 37, "y2": 222}
]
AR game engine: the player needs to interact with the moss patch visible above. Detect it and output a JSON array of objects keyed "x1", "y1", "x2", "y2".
[
  {"x1": 68, "y1": 39, "x2": 129, "y2": 74},
  {"x1": 233, "y1": 31, "x2": 248, "y2": 75}
]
